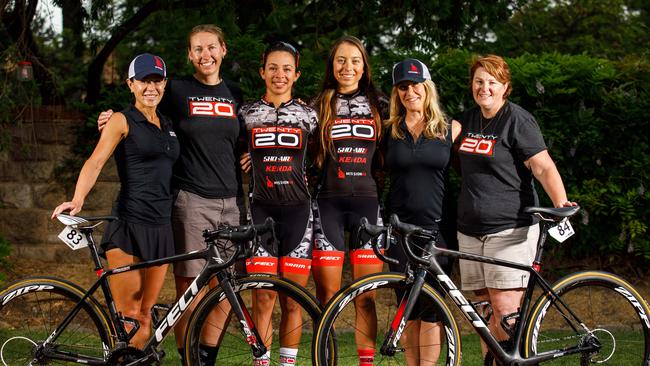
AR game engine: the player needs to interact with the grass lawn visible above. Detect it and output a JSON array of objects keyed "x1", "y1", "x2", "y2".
[{"x1": 1, "y1": 327, "x2": 644, "y2": 365}]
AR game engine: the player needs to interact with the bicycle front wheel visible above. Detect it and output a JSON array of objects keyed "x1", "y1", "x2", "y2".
[
  {"x1": 313, "y1": 272, "x2": 461, "y2": 366},
  {"x1": 184, "y1": 274, "x2": 331, "y2": 365},
  {"x1": 0, "y1": 277, "x2": 114, "y2": 365},
  {"x1": 524, "y1": 270, "x2": 650, "y2": 365}
]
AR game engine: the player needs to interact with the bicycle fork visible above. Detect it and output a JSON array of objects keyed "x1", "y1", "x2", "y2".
[
  {"x1": 217, "y1": 275, "x2": 268, "y2": 358},
  {"x1": 380, "y1": 267, "x2": 428, "y2": 356}
]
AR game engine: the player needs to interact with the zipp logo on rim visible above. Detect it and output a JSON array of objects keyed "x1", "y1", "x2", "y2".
[
  {"x1": 338, "y1": 280, "x2": 389, "y2": 312},
  {"x1": 615, "y1": 286, "x2": 650, "y2": 328},
  {"x1": 2, "y1": 284, "x2": 54, "y2": 305},
  {"x1": 218, "y1": 282, "x2": 274, "y2": 302}
]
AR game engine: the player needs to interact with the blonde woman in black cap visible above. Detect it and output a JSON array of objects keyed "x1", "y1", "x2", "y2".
[
  {"x1": 382, "y1": 58, "x2": 461, "y2": 365},
  {"x1": 53, "y1": 53, "x2": 179, "y2": 349}
]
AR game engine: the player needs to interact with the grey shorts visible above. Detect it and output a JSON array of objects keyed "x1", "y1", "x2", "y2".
[
  {"x1": 172, "y1": 189, "x2": 245, "y2": 277},
  {"x1": 458, "y1": 224, "x2": 539, "y2": 291}
]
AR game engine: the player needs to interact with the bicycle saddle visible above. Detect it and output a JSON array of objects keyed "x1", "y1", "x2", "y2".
[{"x1": 523, "y1": 206, "x2": 580, "y2": 219}]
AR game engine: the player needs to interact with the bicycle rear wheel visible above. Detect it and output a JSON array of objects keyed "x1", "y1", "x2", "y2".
[
  {"x1": 184, "y1": 274, "x2": 331, "y2": 365},
  {"x1": 0, "y1": 277, "x2": 114, "y2": 365},
  {"x1": 313, "y1": 272, "x2": 461, "y2": 366},
  {"x1": 524, "y1": 270, "x2": 650, "y2": 365}
]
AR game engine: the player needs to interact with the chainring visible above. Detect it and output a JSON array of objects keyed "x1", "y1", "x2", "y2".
[{"x1": 106, "y1": 346, "x2": 147, "y2": 366}]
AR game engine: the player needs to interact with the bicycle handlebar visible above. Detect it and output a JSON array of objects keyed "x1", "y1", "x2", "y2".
[
  {"x1": 202, "y1": 217, "x2": 275, "y2": 242},
  {"x1": 359, "y1": 217, "x2": 399, "y2": 266},
  {"x1": 359, "y1": 215, "x2": 439, "y2": 267},
  {"x1": 201, "y1": 217, "x2": 276, "y2": 268},
  {"x1": 389, "y1": 214, "x2": 439, "y2": 267}
]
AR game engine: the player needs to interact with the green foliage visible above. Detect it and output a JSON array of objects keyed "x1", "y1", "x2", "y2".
[
  {"x1": 486, "y1": 0, "x2": 650, "y2": 59},
  {"x1": 0, "y1": 232, "x2": 11, "y2": 286}
]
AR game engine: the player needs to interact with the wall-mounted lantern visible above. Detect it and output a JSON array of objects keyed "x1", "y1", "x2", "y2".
[{"x1": 17, "y1": 61, "x2": 33, "y2": 81}]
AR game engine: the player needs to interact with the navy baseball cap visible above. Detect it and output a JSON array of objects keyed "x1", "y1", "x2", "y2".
[
  {"x1": 392, "y1": 58, "x2": 431, "y2": 85},
  {"x1": 128, "y1": 53, "x2": 167, "y2": 80}
]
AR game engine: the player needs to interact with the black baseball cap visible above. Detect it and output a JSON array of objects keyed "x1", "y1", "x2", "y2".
[{"x1": 392, "y1": 58, "x2": 431, "y2": 85}]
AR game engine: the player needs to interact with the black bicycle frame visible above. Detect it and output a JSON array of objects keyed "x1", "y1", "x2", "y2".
[
  {"x1": 42, "y1": 225, "x2": 268, "y2": 365},
  {"x1": 384, "y1": 220, "x2": 596, "y2": 366}
]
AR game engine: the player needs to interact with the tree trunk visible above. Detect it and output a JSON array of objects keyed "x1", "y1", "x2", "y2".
[
  {"x1": 84, "y1": 0, "x2": 161, "y2": 105},
  {"x1": 60, "y1": 0, "x2": 85, "y2": 58}
]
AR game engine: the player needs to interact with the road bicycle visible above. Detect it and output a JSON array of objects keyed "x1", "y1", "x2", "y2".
[
  {"x1": 312, "y1": 206, "x2": 650, "y2": 365},
  {"x1": 0, "y1": 214, "x2": 332, "y2": 365}
]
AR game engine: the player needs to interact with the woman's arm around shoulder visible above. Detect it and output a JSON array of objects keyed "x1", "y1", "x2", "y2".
[{"x1": 51, "y1": 113, "x2": 128, "y2": 218}]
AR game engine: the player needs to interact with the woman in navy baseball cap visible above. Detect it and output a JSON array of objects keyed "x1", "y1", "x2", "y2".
[
  {"x1": 53, "y1": 52, "x2": 179, "y2": 350},
  {"x1": 383, "y1": 58, "x2": 462, "y2": 365}
]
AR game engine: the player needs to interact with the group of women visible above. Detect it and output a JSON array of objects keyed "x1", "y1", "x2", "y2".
[{"x1": 52, "y1": 23, "x2": 576, "y2": 365}]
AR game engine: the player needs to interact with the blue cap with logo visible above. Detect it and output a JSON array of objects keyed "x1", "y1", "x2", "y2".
[
  {"x1": 128, "y1": 53, "x2": 167, "y2": 80},
  {"x1": 392, "y1": 58, "x2": 431, "y2": 85}
]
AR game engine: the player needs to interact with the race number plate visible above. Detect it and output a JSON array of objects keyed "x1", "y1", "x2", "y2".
[
  {"x1": 548, "y1": 218, "x2": 575, "y2": 243},
  {"x1": 58, "y1": 226, "x2": 89, "y2": 250}
]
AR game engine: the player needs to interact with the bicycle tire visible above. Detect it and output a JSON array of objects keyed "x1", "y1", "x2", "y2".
[
  {"x1": 184, "y1": 274, "x2": 333, "y2": 365},
  {"x1": 0, "y1": 276, "x2": 114, "y2": 365},
  {"x1": 313, "y1": 272, "x2": 461, "y2": 366},
  {"x1": 524, "y1": 270, "x2": 650, "y2": 365}
]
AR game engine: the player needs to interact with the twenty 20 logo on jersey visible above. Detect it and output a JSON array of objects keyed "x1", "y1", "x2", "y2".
[
  {"x1": 189, "y1": 101, "x2": 236, "y2": 117},
  {"x1": 331, "y1": 118, "x2": 376, "y2": 141},
  {"x1": 252, "y1": 127, "x2": 303, "y2": 149},
  {"x1": 459, "y1": 136, "x2": 496, "y2": 156}
]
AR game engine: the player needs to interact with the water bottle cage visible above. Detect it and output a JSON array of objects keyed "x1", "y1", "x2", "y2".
[
  {"x1": 472, "y1": 300, "x2": 493, "y2": 323},
  {"x1": 151, "y1": 303, "x2": 171, "y2": 329},
  {"x1": 500, "y1": 311, "x2": 521, "y2": 339},
  {"x1": 119, "y1": 314, "x2": 140, "y2": 341}
]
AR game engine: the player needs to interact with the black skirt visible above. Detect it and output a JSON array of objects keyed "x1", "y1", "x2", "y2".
[{"x1": 100, "y1": 219, "x2": 175, "y2": 261}]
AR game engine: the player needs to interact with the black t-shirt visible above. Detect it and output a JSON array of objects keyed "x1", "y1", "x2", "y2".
[
  {"x1": 318, "y1": 91, "x2": 385, "y2": 198},
  {"x1": 114, "y1": 105, "x2": 180, "y2": 225},
  {"x1": 384, "y1": 121, "x2": 451, "y2": 228},
  {"x1": 457, "y1": 101, "x2": 546, "y2": 235},
  {"x1": 159, "y1": 76, "x2": 244, "y2": 199},
  {"x1": 240, "y1": 98, "x2": 318, "y2": 204}
]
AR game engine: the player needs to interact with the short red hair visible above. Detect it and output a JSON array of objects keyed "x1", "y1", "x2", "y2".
[{"x1": 469, "y1": 54, "x2": 512, "y2": 98}]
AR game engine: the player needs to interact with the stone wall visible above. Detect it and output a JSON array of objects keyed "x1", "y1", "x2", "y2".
[{"x1": 0, "y1": 106, "x2": 119, "y2": 262}]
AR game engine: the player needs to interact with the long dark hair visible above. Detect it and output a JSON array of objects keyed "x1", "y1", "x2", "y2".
[{"x1": 313, "y1": 36, "x2": 383, "y2": 168}]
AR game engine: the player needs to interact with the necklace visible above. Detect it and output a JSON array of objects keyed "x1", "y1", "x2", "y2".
[
  {"x1": 480, "y1": 115, "x2": 494, "y2": 134},
  {"x1": 406, "y1": 119, "x2": 424, "y2": 139},
  {"x1": 479, "y1": 106, "x2": 505, "y2": 134}
]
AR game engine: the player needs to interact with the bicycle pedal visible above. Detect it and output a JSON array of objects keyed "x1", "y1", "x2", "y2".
[
  {"x1": 151, "y1": 303, "x2": 171, "y2": 328},
  {"x1": 472, "y1": 300, "x2": 493, "y2": 323}
]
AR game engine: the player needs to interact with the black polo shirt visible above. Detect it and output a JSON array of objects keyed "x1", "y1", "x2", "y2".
[{"x1": 384, "y1": 121, "x2": 452, "y2": 228}]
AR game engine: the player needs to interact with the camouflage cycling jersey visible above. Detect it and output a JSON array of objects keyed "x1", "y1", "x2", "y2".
[{"x1": 240, "y1": 98, "x2": 318, "y2": 203}]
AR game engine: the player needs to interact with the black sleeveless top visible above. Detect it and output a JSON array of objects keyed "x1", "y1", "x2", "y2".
[{"x1": 114, "y1": 104, "x2": 180, "y2": 225}]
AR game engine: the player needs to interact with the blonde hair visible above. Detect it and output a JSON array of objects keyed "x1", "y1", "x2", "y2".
[
  {"x1": 384, "y1": 80, "x2": 448, "y2": 140},
  {"x1": 187, "y1": 24, "x2": 226, "y2": 49}
]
